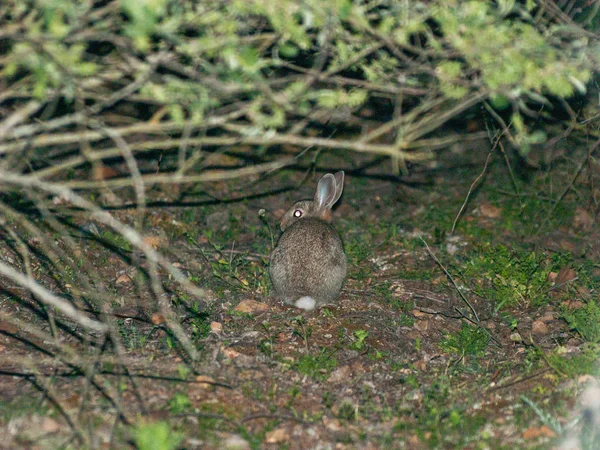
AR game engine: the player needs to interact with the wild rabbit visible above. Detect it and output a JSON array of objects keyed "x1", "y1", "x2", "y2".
[{"x1": 269, "y1": 171, "x2": 347, "y2": 310}]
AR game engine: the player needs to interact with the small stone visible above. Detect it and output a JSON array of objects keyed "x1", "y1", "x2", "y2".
[
  {"x1": 413, "y1": 320, "x2": 429, "y2": 331},
  {"x1": 40, "y1": 417, "x2": 60, "y2": 433},
  {"x1": 531, "y1": 320, "x2": 549, "y2": 336},
  {"x1": 327, "y1": 366, "x2": 352, "y2": 383},
  {"x1": 222, "y1": 434, "x2": 250, "y2": 450},
  {"x1": 539, "y1": 312, "x2": 555, "y2": 323},
  {"x1": 510, "y1": 332, "x2": 523, "y2": 342},
  {"x1": 446, "y1": 242, "x2": 460, "y2": 255},
  {"x1": 577, "y1": 374, "x2": 596, "y2": 384},
  {"x1": 323, "y1": 417, "x2": 343, "y2": 432}
]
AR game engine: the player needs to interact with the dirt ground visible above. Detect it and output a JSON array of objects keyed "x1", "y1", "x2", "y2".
[{"x1": 0, "y1": 146, "x2": 599, "y2": 449}]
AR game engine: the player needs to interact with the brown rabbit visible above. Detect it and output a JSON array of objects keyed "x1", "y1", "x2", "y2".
[{"x1": 269, "y1": 171, "x2": 346, "y2": 310}]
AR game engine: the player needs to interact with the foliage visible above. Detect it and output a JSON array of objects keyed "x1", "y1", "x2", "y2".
[
  {"x1": 562, "y1": 301, "x2": 600, "y2": 343},
  {"x1": 439, "y1": 322, "x2": 489, "y2": 357},
  {"x1": 547, "y1": 344, "x2": 600, "y2": 377},
  {"x1": 1, "y1": 0, "x2": 598, "y2": 183},
  {"x1": 134, "y1": 420, "x2": 183, "y2": 450},
  {"x1": 294, "y1": 348, "x2": 338, "y2": 380},
  {"x1": 461, "y1": 244, "x2": 552, "y2": 310}
]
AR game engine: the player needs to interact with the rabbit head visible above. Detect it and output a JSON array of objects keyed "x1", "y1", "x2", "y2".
[{"x1": 279, "y1": 171, "x2": 344, "y2": 230}]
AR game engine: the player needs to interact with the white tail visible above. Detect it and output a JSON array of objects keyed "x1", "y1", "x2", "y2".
[{"x1": 295, "y1": 296, "x2": 316, "y2": 310}]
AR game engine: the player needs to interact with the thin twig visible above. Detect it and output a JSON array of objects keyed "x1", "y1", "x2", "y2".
[
  {"x1": 539, "y1": 135, "x2": 600, "y2": 235},
  {"x1": 419, "y1": 236, "x2": 480, "y2": 323},
  {"x1": 451, "y1": 136, "x2": 499, "y2": 234},
  {"x1": 0, "y1": 260, "x2": 107, "y2": 332}
]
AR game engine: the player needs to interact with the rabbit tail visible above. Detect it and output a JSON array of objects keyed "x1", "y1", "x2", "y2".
[{"x1": 294, "y1": 296, "x2": 317, "y2": 310}]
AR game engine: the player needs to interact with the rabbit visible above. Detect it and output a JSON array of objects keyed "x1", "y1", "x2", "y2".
[{"x1": 269, "y1": 171, "x2": 347, "y2": 310}]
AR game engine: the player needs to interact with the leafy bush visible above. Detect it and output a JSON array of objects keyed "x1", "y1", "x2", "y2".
[{"x1": 1, "y1": 0, "x2": 598, "y2": 179}]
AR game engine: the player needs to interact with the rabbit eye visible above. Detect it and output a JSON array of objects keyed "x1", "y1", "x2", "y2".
[{"x1": 294, "y1": 209, "x2": 303, "y2": 218}]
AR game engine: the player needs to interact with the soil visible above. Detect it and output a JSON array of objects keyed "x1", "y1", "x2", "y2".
[{"x1": 0, "y1": 148, "x2": 598, "y2": 449}]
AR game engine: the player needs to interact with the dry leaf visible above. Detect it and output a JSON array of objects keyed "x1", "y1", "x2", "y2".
[
  {"x1": 92, "y1": 165, "x2": 120, "y2": 181},
  {"x1": 143, "y1": 236, "x2": 162, "y2": 250},
  {"x1": 413, "y1": 320, "x2": 429, "y2": 331},
  {"x1": 210, "y1": 322, "x2": 223, "y2": 333},
  {"x1": 574, "y1": 207, "x2": 594, "y2": 230},
  {"x1": 0, "y1": 321, "x2": 18, "y2": 334},
  {"x1": 195, "y1": 375, "x2": 215, "y2": 389},
  {"x1": 234, "y1": 300, "x2": 269, "y2": 314},
  {"x1": 556, "y1": 267, "x2": 577, "y2": 285},
  {"x1": 64, "y1": 394, "x2": 81, "y2": 408},
  {"x1": 222, "y1": 347, "x2": 241, "y2": 359},
  {"x1": 559, "y1": 239, "x2": 575, "y2": 251},
  {"x1": 561, "y1": 300, "x2": 584, "y2": 309},
  {"x1": 577, "y1": 285, "x2": 592, "y2": 300},
  {"x1": 522, "y1": 425, "x2": 556, "y2": 439},
  {"x1": 116, "y1": 274, "x2": 132, "y2": 285},
  {"x1": 479, "y1": 202, "x2": 501, "y2": 219},
  {"x1": 151, "y1": 313, "x2": 167, "y2": 325},
  {"x1": 414, "y1": 359, "x2": 428, "y2": 372},
  {"x1": 265, "y1": 428, "x2": 289, "y2": 444}
]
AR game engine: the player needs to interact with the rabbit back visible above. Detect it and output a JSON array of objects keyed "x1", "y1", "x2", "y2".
[{"x1": 269, "y1": 217, "x2": 346, "y2": 310}]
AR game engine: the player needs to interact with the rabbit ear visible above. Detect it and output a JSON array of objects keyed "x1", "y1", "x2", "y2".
[
  {"x1": 315, "y1": 171, "x2": 344, "y2": 209},
  {"x1": 333, "y1": 171, "x2": 345, "y2": 203}
]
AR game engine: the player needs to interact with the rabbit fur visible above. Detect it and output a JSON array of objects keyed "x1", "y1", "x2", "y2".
[{"x1": 269, "y1": 171, "x2": 347, "y2": 310}]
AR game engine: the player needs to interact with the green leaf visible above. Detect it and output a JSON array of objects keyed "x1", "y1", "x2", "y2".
[
  {"x1": 279, "y1": 42, "x2": 299, "y2": 58},
  {"x1": 490, "y1": 94, "x2": 510, "y2": 110},
  {"x1": 134, "y1": 421, "x2": 183, "y2": 450}
]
